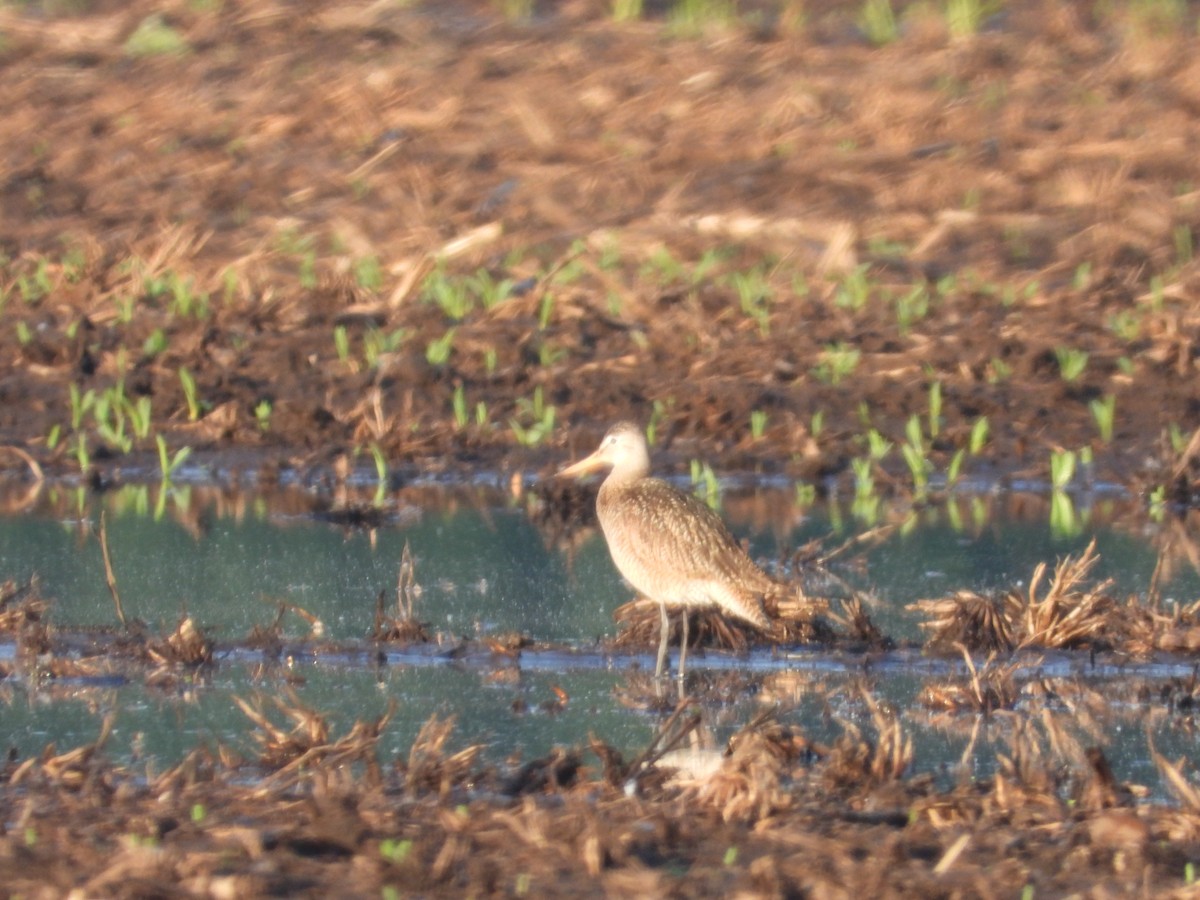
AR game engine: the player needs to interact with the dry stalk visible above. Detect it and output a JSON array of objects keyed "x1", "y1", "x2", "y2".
[{"x1": 97, "y1": 510, "x2": 127, "y2": 629}]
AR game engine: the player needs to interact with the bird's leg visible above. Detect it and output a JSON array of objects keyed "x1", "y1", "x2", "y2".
[
  {"x1": 656, "y1": 601, "x2": 670, "y2": 678},
  {"x1": 677, "y1": 610, "x2": 689, "y2": 680}
]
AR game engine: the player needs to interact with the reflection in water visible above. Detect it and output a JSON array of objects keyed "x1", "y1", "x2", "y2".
[{"x1": 1, "y1": 477, "x2": 1200, "y2": 796}]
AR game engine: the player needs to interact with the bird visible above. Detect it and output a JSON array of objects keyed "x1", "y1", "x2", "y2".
[{"x1": 559, "y1": 421, "x2": 778, "y2": 678}]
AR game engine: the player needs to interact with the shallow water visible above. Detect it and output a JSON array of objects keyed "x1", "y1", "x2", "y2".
[{"x1": 1, "y1": 478, "x2": 1198, "y2": 797}]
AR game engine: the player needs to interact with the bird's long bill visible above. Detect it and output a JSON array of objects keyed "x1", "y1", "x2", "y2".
[{"x1": 558, "y1": 449, "x2": 609, "y2": 478}]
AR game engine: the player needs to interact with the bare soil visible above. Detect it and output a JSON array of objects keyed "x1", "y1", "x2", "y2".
[
  {"x1": 5, "y1": 0, "x2": 1200, "y2": 894},
  {"x1": 2, "y1": 0, "x2": 1200, "y2": 494}
]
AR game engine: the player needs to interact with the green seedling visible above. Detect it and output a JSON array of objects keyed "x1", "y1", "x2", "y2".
[
  {"x1": 483, "y1": 347, "x2": 498, "y2": 376},
  {"x1": 1169, "y1": 422, "x2": 1188, "y2": 455},
  {"x1": 255, "y1": 399, "x2": 272, "y2": 432},
  {"x1": 1072, "y1": 261, "x2": 1092, "y2": 291},
  {"x1": 74, "y1": 433, "x2": 90, "y2": 473},
  {"x1": 969, "y1": 416, "x2": 989, "y2": 454},
  {"x1": 497, "y1": 0, "x2": 533, "y2": 21},
  {"x1": 124, "y1": 14, "x2": 189, "y2": 56},
  {"x1": 947, "y1": 448, "x2": 967, "y2": 485},
  {"x1": 178, "y1": 367, "x2": 202, "y2": 421},
  {"x1": 866, "y1": 429, "x2": 892, "y2": 460},
  {"x1": 895, "y1": 284, "x2": 930, "y2": 334},
  {"x1": 813, "y1": 342, "x2": 860, "y2": 385},
  {"x1": 15, "y1": 320, "x2": 31, "y2": 346},
  {"x1": 1175, "y1": 224, "x2": 1193, "y2": 265},
  {"x1": 723, "y1": 846, "x2": 738, "y2": 867},
  {"x1": 928, "y1": 381, "x2": 942, "y2": 439},
  {"x1": 425, "y1": 266, "x2": 473, "y2": 320},
  {"x1": 1089, "y1": 395, "x2": 1116, "y2": 444},
  {"x1": 750, "y1": 410, "x2": 768, "y2": 440},
  {"x1": 668, "y1": 0, "x2": 737, "y2": 35},
  {"x1": 946, "y1": 0, "x2": 1000, "y2": 39},
  {"x1": 426, "y1": 328, "x2": 457, "y2": 366},
  {"x1": 475, "y1": 401, "x2": 489, "y2": 428},
  {"x1": 510, "y1": 387, "x2": 556, "y2": 446},
  {"x1": 730, "y1": 268, "x2": 772, "y2": 336},
  {"x1": 834, "y1": 264, "x2": 872, "y2": 310},
  {"x1": 810, "y1": 410, "x2": 825, "y2": 439},
  {"x1": 156, "y1": 435, "x2": 192, "y2": 482},
  {"x1": 1054, "y1": 346, "x2": 1088, "y2": 382},
  {"x1": 142, "y1": 328, "x2": 168, "y2": 358},
  {"x1": 333, "y1": 325, "x2": 351, "y2": 362},
  {"x1": 369, "y1": 442, "x2": 389, "y2": 505},
  {"x1": 859, "y1": 0, "x2": 898, "y2": 44},
  {"x1": 612, "y1": 0, "x2": 644, "y2": 20},
  {"x1": 46, "y1": 424, "x2": 61, "y2": 450},
  {"x1": 190, "y1": 803, "x2": 206, "y2": 824},
  {"x1": 70, "y1": 383, "x2": 96, "y2": 430},
  {"x1": 851, "y1": 457, "x2": 875, "y2": 498},
  {"x1": 452, "y1": 384, "x2": 469, "y2": 430},
  {"x1": 537, "y1": 292, "x2": 556, "y2": 330},
  {"x1": 1186, "y1": 860, "x2": 1196, "y2": 886},
  {"x1": 466, "y1": 268, "x2": 514, "y2": 309},
  {"x1": 1149, "y1": 484, "x2": 1166, "y2": 523},
  {"x1": 124, "y1": 395, "x2": 153, "y2": 440},
  {"x1": 364, "y1": 328, "x2": 406, "y2": 369},
  {"x1": 1107, "y1": 309, "x2": 1141, "y2": 342},
  {"x1": 354, "y1": 256, "x2": 383, "y2": 291},
  {"x1": 647, "y1": 399, "x2": 668, "y2": 446},
  {"x1": 794, "y1": 482, "x2": 816, "y2": 506},
  {"x1": 1050, "y1": 449, "x2": 1076, "y2": 491},
  {"x1": 380, "y1": 838, "x2": 413, "y2": 864}
]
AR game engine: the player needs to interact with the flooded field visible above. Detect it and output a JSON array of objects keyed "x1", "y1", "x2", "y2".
[{"x1": 4, "y1": 478, "x2": 1200, "y2": 789}]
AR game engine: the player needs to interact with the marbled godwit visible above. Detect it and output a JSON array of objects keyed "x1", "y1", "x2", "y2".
[{"x1": 560, "y1": 421, "x2": 776, "y2": 678}]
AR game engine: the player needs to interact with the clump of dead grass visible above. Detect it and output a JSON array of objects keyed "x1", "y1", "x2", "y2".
[
  {"x1": 911, "y1": 539, "x2": 1122, "y2": 653},
  {"x1": 372, "y1": 540, "x2": 431, "y2": 643},
  {"x1": 823, "y1": 690, "x2": 912, "y2": 790},
  {"x1": 919, "y1": 646, "x2": 1022, "y2": 714},
  {"x1": 234, "y1": 689, "x2": 392, "y2": 785}
]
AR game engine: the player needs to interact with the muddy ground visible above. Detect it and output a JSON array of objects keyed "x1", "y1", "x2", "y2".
[
  {"x1": 5, "y1": 0, "x2": 1200, "y2": 895},
  {"x1": 2, "y1": 0, "x2": 1200, "y2": 495}
]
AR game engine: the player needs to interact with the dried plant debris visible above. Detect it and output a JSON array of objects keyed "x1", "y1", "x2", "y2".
[
  {"x1": 909, "y1": 540, "x2": 1200, "y2": 656},
  {"x1": 372, "y1": 540, "x2": 431, "y2": 643}
]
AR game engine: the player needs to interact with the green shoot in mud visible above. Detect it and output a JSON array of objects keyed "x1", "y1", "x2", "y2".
[
  {"x1": 333, "y1": 325, "x2": 351, "y2": 363},
  {"x1": 15, "y1": 320, "x2": 31, "y2": 346},
  {"x1": 1054, "y1": 346, "x2": 1088, "y2": 382},
  {"x1": 851, "y1": 457, "x2": 875, "y2": 499},
  {"x1": 1107, "y1": 309, "x2": 1141, "y2": 342},
  {"x1": 426, "y1": 328, "x2": 457, "y2": 367},
  {"x1": 969, "y1": 416, "x2": 989, "y2": 454},
  {"x1": 901, "y1": 414, "x2": 931, "y2": 495},
  {"x1": 730, "y1": 267, "x2": 772, "y2": 337},
  {"x1": 179, "y1": 367, "x2": 202, "y2": 421},
  {"x1": 124, "y1": 14, "x2": 189, "y2": 57},
  {"x1": 866, "y1": 428, "x2": 892, "y2": 461},
  {"x1": 928, "y1": 381, "x2": 942, "y2": 440},
  {"x1": 509, "y1": 387, "x2": 556, "y2": 447},
  {"x1": 894, "y1": 284, "x2": 930, "y2": 335},
  {"x1": 690, "y1": 458, "x2": 721, "y2": 509},
  {"x1": 1050, "y1": 449, "x2": 1076, "y2": 491},
  {"x1": 948, "y1": 3, "x2": 1001, "y2": 43},
  {"x1": 73, "y1": 433, "x2": 90, "y2": 474},
  {"x1": 537, "y1": 292, "x2": 556, "y2": 330},
  {"x1": 611, "y1": 0, "x2": 643, "y2": 21},
  {"x1": 668, "y1": 0, "x2": 737, "y2": 37},
  {"x1": 255, "y1": 400, "x2": 272, "y2": 432},
  {"x1": 475, "y1": 401, "x2": 490, "y2": 429},
  {"x1": 750, "y1": 409, "x2": 768, "y2": 440},
  {"x1": 813, "y1": 342, "x2": 860, "y2": 385},
  {"x1": 1090, "y1": 395, "x2": 1116, "y2": 444},
  {"x1": 810, "y1": 410, "x2": 825, "y2": 440},
  {"x1": 363, "y1": 328, "x2": 406, "y2": 370},
  {"x1": 369, "y1": 443, "x2": 389, "y2": 506},
  {"x1": 156, "y1": 435, "x2": 191, "y2": 483},
  {"x1": 834, "y1": 264, "x2": 872, "y2": 311},
  {"x1": 380, "y1": 838, "x2": 413, "y2": 865},
  {"x1": 142, "y1": 328, "x2": 168, "y2": 358},
  {"x1": 354, "y1": 256, "x2": 383, "y2": 291},
  {"x1": 859, "y1": 0, "x2": 898, "y2": 45},
  {"x1": 452, "y1": 384, "x2": 469, "y2": 430},
  {"x1": 496, "y1": 0, "x2": 533, "y2": 22}
]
